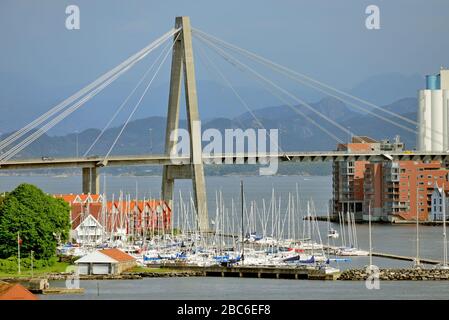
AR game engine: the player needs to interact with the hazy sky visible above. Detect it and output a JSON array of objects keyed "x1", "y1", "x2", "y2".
[{"x1": 1, "y1": 0, "x2": 449, "y2": 89}]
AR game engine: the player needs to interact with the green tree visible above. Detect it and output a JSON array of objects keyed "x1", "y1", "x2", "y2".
[{"x1": 0, "y1": 184, "x2": 70, "y2": 260}]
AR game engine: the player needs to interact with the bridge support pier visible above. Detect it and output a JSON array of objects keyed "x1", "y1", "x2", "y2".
[
  {"x1": 82, "y1": 167, "x2": 99, "y2": 194},
  {"x1": 161, "y1": 16, "x2": 209, "y2": 233}
]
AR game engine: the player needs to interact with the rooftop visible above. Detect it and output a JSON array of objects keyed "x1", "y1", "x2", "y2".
[
  {"x1": 100, "y1": 248, "x2": 136, "y2": 262},
  {"x1": 0, "y1": 281, "x2": 38, "y2": 300}
]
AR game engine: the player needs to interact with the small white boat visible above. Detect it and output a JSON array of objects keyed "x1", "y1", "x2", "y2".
[
  {"x1": 327, "y1": 228, "x2": 339, "y2": 239},
  {"x1": 337, "y1": 247, "x2": 369, "y2": 256}
]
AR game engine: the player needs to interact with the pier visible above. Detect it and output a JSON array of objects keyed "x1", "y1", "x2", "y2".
[
  {"x1": 159, "y1": 265, "x2": 340, "y2": 280},
  {"x1": 323, "y1": 245, "x2": 443, "y2": 265},
  {"x1": 371, "y1": 252, "x2": 441, "y2": 265}
]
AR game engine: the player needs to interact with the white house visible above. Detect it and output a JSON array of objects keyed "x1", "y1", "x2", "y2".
[
  {"x1": 73, "y1": 215, "x2": 105, "y2": 245},
  {"x1": 430, "y1": 185, "x2": 449, "y2": 221}
]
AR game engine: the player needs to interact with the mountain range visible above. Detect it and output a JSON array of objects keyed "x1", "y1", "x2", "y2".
[
  {"x1": 0, "y1": 72, "x2": 424, "y2": 136},
  {"x1": 0, "y1": 96, "x2": 418, "y2": 159}
]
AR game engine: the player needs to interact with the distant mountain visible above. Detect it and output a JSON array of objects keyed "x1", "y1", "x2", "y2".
[
  {"x1": 0, "y1": 77, "x2": 282, "y2": 135},
  {"x1": 1, "y1": 96, "x2": 419, "y2": 160},
  {"x1": 1, "y1": 71, "x2": 424, "y2": 136},
  {"x1": 349, "y1": 73, "x2": 423, "y2": 106},
  {"x1": 237, "y1": 96, "x2": 354, "y2": 123}
]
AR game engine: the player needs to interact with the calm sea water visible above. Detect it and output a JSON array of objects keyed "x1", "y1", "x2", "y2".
[
  {"x1": 2, "y1": 174, "x2": 449, "y2": 299},
  {"x1": 40, "y1": 278, "x2": 449, "y2": 300}
]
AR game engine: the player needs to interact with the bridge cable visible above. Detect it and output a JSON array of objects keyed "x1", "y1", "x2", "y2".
[
  {"x1": 192, "y1": 28, "x2": 443, "y2": 143},
  {"x1": 194, "y1": 33, "x2": 354, "y2": 143},
  {"x1": 0, "y1": 62, "x2": 136, "y2": 163},
  {"x1": 0, "y1": 28, "x2": 179, "y2": 152},
  {"x1": 194, "y1": 40, "x2": 289, "y2": 155},
  {"x1": 193, "y1": 28, "x2": 447, "y2": 143},
  {"x1": 194, "y1": 30, "x2": 449, "y2": 148},
  {"x1": 197, "y1": 34, "x2": 418, "y2": 136},
  {"x1": 84, "y1": 38, "x2": 174, "y2": 156},
  {"x1": 0, "y1": 30, "x2": 178, "y2": 163},
  {"x1": 195, "y1": 38, "x2": 345, "y2": 145},
  {"x1": 102, "y1": 32, "x2": 181, "y2": 161},
  {"x1": 192, "y1": 28, "x2": 422, "y2": 130}
]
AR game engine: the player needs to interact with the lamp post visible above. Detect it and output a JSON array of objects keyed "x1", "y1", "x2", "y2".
[
  {"x1": 31, "y1": 250, "x2": 34, "y2": 278},
  {"x1": 17, "y1": 232, "x2": 21, "y2": 274},
  {"x1": 241, "y1": 180, "x2": 245, "y2": 265}
]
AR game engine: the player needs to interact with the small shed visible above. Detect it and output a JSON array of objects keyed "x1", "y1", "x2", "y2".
[{"x1": 75, "y1": 248, "x2": 136, "y2": 275}]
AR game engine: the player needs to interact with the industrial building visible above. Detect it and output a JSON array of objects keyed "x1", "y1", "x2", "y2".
[{"x1": 417, "y1": 68, "x2": 449, "y2": 152}]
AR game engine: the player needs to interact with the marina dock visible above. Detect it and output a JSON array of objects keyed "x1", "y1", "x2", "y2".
[
  {"x1": 371, "y1": 252, "x2": 441, "y2": 265},
  {"x1": 160, "y1": 265, "x2": 340, "y2": 280},
  {"x1": 322, "y1": 245, "x2": 443, "y2": 265}
]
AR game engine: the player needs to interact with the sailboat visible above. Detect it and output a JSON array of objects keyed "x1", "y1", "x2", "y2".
[
  {"x1": 327, "y1": 229, "x2": 339, "y2": 239},
  {"x1": 336, "y1": 207, "x2": 368, "y2": 256}
]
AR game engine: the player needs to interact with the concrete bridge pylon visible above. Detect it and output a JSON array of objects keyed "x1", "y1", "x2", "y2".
[{"x1": 161, "y1": 16, "x2": 209, "y2": 233}]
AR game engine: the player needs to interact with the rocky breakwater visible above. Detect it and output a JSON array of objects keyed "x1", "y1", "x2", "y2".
[
  {"x1": 339, "y1": 268, "x2": 449, "y2": 281},
  {"x1": 127, "y1": 271, "x2": 204, "y2": 278},
  {"x1": 45, "y1": 270, "x2": 204, "y2": 280}
]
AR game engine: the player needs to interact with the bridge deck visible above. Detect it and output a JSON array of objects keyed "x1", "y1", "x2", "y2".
[{"x1": 1, "y1": 151, "x2": 448, "y2": 170}]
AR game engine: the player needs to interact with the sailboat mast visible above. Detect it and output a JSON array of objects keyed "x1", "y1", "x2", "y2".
[
  {"x1": 415, "y1": 180, "x2": 421, "y2": 267},
  {"x1": 240, "y1": 180, "x2": 244, "y2": 264},
  {"x1": 443, "y1": 185, "x2": 447, "y2": 267},
  {"x1": 368, "y1": 201, "x2": 373, "y2": 267}
]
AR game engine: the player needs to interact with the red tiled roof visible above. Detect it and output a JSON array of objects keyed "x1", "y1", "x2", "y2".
[
  {"x1": 100, "y1": 248, "x2": 135, "y2": 262},
  {"x1": 0, "y1": 282, "x2": 38, "y2": 300},
  {"x1": 70, "y1": 203, "x2": 103, "y2": 229},
  {"x1": 54, "y1": 194, "x2": 102, "y2": 203}
]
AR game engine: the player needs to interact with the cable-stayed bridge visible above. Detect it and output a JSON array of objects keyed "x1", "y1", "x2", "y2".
[
  {"x1": 1, "y1": 17, "x2": 448, "y2": 231},
  {"x1": 2, "y1": 151, "x2": 449, "y2": 170}
]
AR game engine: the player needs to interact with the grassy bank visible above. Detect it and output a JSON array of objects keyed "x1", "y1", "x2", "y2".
[{"x1": 0, "y1": 261, "x2": 70, "y2": 278}]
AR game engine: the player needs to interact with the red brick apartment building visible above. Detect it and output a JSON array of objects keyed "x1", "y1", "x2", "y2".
[{"x1": 332, "y1": 136, "x2": 449, "y2": 222}]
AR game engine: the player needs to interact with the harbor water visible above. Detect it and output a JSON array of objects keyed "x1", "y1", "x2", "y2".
[{"x1": 2, "y1": 174, "x2": 449, "y2": 299}]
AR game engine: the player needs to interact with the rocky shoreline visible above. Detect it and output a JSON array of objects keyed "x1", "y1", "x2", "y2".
[
  {"x1": 45, "y1": 271, "x2": 204, "y2": 280},
  {"x1": 338, "y1": 268, "x2": 449, "y2": 281},
  {"x1": 4, "y1": 268, "x2": 449, "y2": 282}
]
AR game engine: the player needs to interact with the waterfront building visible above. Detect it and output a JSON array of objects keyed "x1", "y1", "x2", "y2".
[
  {"x1": 332, "y1": 136, "x2": 449, "y2": 222},
  {"x1": 75, "y1": 248, "x2": 136, "y2": 275},
  {"x1": 73, "y1": 214, "x2": 105, "y2": 245},
  {"x1": 430, "y1": 185, "x2": 449, "y2": 221},
  {"x1": 54, "y1": 194, "x2": 172, "y2": 244},
  {"x1": 364, "y1": 161, "x2": 449, "y2": 222},
  {"x1": 332, "y1": 136, "x2": 404, "y2": 220}
]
